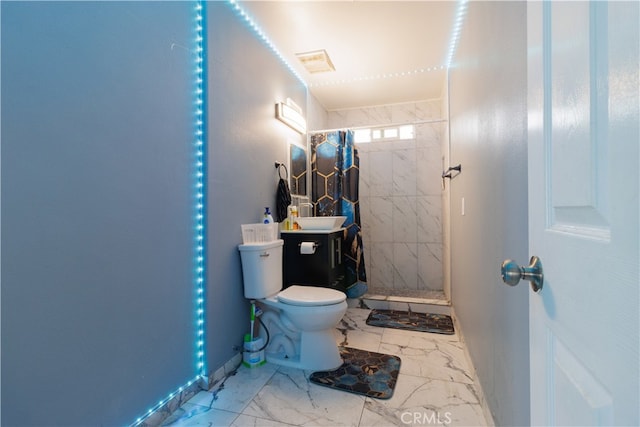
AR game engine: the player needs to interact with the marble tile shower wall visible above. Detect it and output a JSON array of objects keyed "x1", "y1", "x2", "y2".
[{"x1": 328, "y1": 101, "x2": 445, "y2": 294}]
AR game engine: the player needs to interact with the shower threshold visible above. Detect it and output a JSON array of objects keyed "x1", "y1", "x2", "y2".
[{"x1": 358, "y1": 288, "x2": 450, "y2": 316}]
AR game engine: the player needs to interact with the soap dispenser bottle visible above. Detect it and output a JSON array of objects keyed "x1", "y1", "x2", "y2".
[
  {"x1": 263, "y1": 207, "x2": 274, "y2": 224},
  {"x1": 291, "y1": 206, "x2": 299, "y2": 230}
]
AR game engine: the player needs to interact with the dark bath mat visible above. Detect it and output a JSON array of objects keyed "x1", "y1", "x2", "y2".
[
  {"x1": 309, "y1": 347, "x2": 401, "y2": 399},
  {"x1": 366, "y1": 309, "x2": 455, "y2": 335}
]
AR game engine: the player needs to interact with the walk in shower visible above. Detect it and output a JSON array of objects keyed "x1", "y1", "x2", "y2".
[{"x1": 308, "y1": 99, "x2": 451, "y2": 301}]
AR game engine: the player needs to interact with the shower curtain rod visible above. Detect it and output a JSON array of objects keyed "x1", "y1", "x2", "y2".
[{"x1": 309, "y1": 118, "x2": 448, "y2": 134}]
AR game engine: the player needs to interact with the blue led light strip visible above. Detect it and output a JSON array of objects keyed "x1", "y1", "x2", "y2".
[
  {"x1": 446, "y1": 0, "x2": 469, "y2": 68},
  {"x1": 229, "y1": 0, "x2": 468, "y2": 88},
  {"x1": 130, "y1": 2, "x2": 207, "y2": 425},
  {"x1": 227, "y1": 0, "x2": 307, "y2": 88},
  {"x1": 131, "y1": 376, "x2": 201, "y2": 426},
  {"x1": 194, "y1": 0, "x2": 207, "y2": 381}
]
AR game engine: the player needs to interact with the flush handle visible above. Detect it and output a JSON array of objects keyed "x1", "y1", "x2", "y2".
[
  {"x1": 260, "y1": 252, "x2": 270, "y2": 258},
  {"x1": 501, "y1": 256, "x2": 544, "y2": 292}
]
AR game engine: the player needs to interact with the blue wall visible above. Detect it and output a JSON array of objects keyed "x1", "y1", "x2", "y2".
[
  {"x1": 204, "y1": 2, "x2": 307, "y2": 376},
  {"x1": 2, "y1": 2, "x2": 196, "y2": 425},
  {"x1": 449, "y1": 2, "x2": 530, "y2": 425},
  {"x1": 2, "y1": 1, "x2": 309, "y2": 424}
]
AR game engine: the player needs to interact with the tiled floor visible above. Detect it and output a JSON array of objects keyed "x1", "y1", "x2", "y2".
[{"x1": 163, "y1": 308, "x2": 489, "y2": 426}]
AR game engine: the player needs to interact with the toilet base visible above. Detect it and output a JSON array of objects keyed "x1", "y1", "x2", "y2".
[{"x1": 265, "y1": 329, "x2": 343, "y2": 371}]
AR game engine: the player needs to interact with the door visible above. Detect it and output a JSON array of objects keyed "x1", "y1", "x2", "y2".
[{"x1": 527, "y1": 1, "x2": 639, "y2": 425}]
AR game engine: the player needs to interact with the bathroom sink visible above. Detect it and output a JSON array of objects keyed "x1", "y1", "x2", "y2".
[{"x1": 295, "y1": 216, "x2": 347, "y2": 231}]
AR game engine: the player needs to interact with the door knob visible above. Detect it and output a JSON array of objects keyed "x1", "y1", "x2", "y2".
[{"x1": 501, "y1": 256, "x2": 544, "y2": 292}]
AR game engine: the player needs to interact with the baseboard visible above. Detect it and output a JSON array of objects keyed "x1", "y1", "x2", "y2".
[
  {"x1": 450, "y1": 307, "x2": 496, "y2": 427},
  {"x1": 209, "y1": 352, "x2": 243, "y2": 390},
  {"x1": 137, "y1": 352, "x2": 242, "y2": 426},
  {"x1": 137, "y1": 377, "x2": 203, "y2": 426}
]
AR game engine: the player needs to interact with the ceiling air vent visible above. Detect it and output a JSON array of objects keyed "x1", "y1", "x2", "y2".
[{"x1": 295, "y1": 49, "x2": 336, "y2": 74}]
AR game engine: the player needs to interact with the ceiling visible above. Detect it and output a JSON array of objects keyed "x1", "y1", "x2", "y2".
[{"x1": 238, "y1": 1, "x2": 459, "y2": 111}]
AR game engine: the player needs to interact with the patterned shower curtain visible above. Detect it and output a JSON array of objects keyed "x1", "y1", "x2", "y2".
[{"x1": 310, "y1": 130, "x2": 367, "y2": 298}]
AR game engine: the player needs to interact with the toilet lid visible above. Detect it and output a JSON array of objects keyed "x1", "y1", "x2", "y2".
[{"x1": 277, "y1": 285, "x2": 346, "y2": 306}]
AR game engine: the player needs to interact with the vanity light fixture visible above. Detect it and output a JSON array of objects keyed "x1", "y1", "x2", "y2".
[{"x1": 276, "y1": 98, "x2": 307, "y2": 134}]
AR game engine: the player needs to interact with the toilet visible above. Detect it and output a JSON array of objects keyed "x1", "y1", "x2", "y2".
[{"x1": 238, "y1": 239, "x2": 347, "y2": 371}]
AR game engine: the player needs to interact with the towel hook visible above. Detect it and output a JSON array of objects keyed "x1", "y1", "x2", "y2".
[
  {"x1": 442, "y1": 164, "x2": 462, "y2": 180},
  {"x1": 275, "y1": 162, "x2": 288, "y2": 180},
  {"x1": 441, "y1": 164, "x2": 462, "y2": 190}
]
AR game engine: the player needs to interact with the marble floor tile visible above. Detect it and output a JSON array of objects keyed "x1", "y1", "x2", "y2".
[
  {"x1": 379, "y1": 331, "x2": 473, "y2": 384},
  {"x1": 242, "y1": 366, "x2": 366, "y2": 426},
  {"x1": 231, "y1": 414, "x2": 298, "y2": 427},
  {"x1": 337, "y1": 308, "x2": 384, "y2": 352},
  {"x1": 162, "y1": 403, "x2": 239, "y2": 426},
  {"x1": 167, "y1": 308, "x2": 489, "y2": 427},
  {"x1": 382, "y1": 325, "x2": 461, "y2": 343},
  {"x1": 188, "y1": 363, "x2": 279, "y2": 413},
  {"x1": 359, "y1": 374, "x2": 485, "y2": 427}
]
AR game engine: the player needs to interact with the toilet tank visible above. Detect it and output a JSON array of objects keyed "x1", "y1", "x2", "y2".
[{"x1": 238, "y1": 239, "x2": 284, "y2": 299}]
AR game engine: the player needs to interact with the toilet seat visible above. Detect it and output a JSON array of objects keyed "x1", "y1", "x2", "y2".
[{"x1": 277, "y1": 285, "x2": 346, "y2": 307}]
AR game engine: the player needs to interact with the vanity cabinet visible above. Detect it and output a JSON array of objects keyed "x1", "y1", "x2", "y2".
[{"x1": 281, "y1": 229, "x2": 346, "y2": 293}]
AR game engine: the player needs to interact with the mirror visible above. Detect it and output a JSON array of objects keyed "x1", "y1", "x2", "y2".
[{"x1": 289, "y1": 142, "x2": 307, "y2": 196}]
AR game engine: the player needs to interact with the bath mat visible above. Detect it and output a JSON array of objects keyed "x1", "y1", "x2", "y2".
[
  {"x1": 366, "y1": 309, "x2": 455, "y2": 335},
  {"x1": 309, "y1": 347, "x2": 401, "y2": 399}
]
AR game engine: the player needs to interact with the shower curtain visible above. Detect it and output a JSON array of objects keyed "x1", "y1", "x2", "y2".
[{"x1": 310, "y1": 130, "x2": 367, "y2": 298}]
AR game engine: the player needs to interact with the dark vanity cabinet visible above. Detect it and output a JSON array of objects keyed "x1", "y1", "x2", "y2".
[{"x1": 281, "y1": 230, "x2": 346, "y2": 292}]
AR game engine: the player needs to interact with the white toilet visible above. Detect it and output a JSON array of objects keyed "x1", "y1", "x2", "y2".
[{"x1": 238, "y1": 239, "x2": 347, "y2": 371}]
